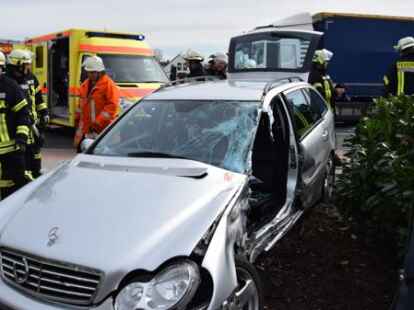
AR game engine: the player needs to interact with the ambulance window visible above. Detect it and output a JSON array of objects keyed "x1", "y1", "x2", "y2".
[{"x1": 36, "y1": 46, "x2": 43, "y2": 68}]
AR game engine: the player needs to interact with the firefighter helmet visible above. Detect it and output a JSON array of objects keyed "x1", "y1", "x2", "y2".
[
  {"x1": 82, "y1": 56, "x2": 105, "y2": 72},
  {"x1": 8, "y1": 49, "x2": 32, "y2": 66},
  {"x1": 0, "y1": 51, "x2": 6, "y2": 67},
  {"x1": 394, "y1": 36, "x2": 414, "y2": 52},
  {"x1": 183, "y1": 49, "x2": 204, "y2": 62},
  {"x1": 214, "y1": 52, "x2": 228, "y2": 64},
  {"x1": 312, "y1": 49, "x2": 334, "y2": 64}
]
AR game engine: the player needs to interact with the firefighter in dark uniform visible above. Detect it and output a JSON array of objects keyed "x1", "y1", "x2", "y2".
[
  {"x1": 7, "y1": 49, "x2": 49, "y2": 179},
  {"x1": 308, "y1": 49, "x2": 336, "y2": 113},
  {"x1": 0, "y1": 51, "x2": 31, "y2": 199},
  {"x1": 384, "y1": 36, "x2": 414, "y2": 96},
  {"x1": 309, "y1": 49, "x2": 342, "y2": 165}
]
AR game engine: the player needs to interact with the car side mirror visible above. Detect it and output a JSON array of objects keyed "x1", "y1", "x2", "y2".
[{"x1": 80, "y1": 138, "x2": 94, "y2": 153}]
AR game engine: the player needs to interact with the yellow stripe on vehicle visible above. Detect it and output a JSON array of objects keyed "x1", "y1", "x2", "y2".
[{"x1": 12, "y1": 99, "x2": 28, "y2": 112}]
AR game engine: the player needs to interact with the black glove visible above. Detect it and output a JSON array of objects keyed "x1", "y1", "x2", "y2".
[
  {"x1": 35, "y1": 132, "x2": 45, "y2": 147},
  {"x1": 39, "y1": 115, "x2": 50, "y2": 130},
  {"x1": 15, "y1": 138, "x2": 26, "y2": 153}
]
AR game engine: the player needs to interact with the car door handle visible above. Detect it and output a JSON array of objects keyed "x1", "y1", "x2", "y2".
[{"x1": 322, "y1": 129, "x2": 329, "y2": 141}]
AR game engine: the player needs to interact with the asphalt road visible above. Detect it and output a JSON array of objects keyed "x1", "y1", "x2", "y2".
[
  {"x1": 42, "y1": 124, "x2": 355, "y2": 173},
  {"x1": 42, "y1": 127, "x2": 75, "y2": 172}
]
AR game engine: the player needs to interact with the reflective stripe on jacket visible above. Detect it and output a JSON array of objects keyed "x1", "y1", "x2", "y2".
[
  {"x1": 384, "y1": 54, "x2": 414, "y2": 96},
  {"x1": 0, "y1": 75, "x2": 30, "y2": 155}
]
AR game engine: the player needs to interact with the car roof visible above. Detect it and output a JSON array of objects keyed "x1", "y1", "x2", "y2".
[{"x1": 145, "y1": 79, "x2": 308, "y2": 102}]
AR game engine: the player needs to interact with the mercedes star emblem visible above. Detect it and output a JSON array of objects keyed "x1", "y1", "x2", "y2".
[
  {"x1": 47, "y1": 227, "x2": 59, "y2": 247},
  {"x1": 13, "y1": 257, "x2": 29, "y2": 284}
]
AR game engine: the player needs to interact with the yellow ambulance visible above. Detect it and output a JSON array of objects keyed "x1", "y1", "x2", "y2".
[{"x1": 25, "y1": 29, "x2": 168, "y2": 127}]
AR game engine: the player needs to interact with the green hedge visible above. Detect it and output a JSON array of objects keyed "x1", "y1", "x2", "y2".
[{"x1": 337, "y1": 95, "x2": 414, "y2": 254}]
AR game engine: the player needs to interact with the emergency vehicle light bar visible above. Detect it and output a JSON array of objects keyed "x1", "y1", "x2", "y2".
[{"x1": 85, "y1": 32, "x2": 145, "y2": 41}]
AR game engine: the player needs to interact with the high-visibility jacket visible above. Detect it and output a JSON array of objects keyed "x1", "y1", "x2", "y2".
[
  {"x1": 384, "y1": 53, "x2": 414, "y2": 96},
  {"x1": 26, "y1": 73, "x2": 48, "y2": 122},
  {"x1": 74, "y1": 74, "x2": 120, "y2": 147},
  {"x1": 309, "y1": 69, "x2": 335, "y2": 111},
  {"x1": 5, "y1": 71, "x2": 47, "y2": 145},
  {"x1": 0, "y1": 75, "x2": 30, "y2": 155}
]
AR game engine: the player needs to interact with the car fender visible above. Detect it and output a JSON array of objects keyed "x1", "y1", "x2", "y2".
[{"x1": 202, "y1": 182, "x2": 248, "y2": 309}]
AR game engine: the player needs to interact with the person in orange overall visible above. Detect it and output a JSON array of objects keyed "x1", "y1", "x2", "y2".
[{"x1": 74, "y1": 56, "x2": 120, "y2": 150}]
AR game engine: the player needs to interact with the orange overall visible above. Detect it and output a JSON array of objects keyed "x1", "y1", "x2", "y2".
[{"x1": 74, "y1": 74, "x2": 120, "y2": 147}]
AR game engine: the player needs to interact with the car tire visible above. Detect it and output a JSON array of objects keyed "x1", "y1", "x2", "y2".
[
  {"x1": 321, "y1": 154, "x2": 335, "y2": 204},
  {"x1": 232, "y1": 258, "x2": 264, "y2": 310}
]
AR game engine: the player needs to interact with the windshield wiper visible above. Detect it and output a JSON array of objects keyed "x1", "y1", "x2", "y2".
[{"x1": 127, "y1": 152, "x2": 191, "y2": 160}]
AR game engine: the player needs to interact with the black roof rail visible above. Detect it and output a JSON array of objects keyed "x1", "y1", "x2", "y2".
[{"x1": 262, "y1": 76, "x2": 304, "y2": 95}]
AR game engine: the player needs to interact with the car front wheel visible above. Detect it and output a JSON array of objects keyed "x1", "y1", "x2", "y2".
[{"x1": 224, "y1": 258, "x2": 264, "y2": 310}]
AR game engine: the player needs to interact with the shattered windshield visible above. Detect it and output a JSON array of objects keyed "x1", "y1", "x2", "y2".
[{"x1": 92, "y1": 100, "x2": 259, "y2": 173}]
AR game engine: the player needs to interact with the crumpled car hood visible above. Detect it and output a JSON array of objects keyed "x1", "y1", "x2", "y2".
[{"x1": 0, "y1": 154, "x2": 246, "y2": 302}]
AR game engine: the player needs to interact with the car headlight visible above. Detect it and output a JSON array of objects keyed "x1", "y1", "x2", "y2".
[{"x1": 115, "y1": 260, "x2": 201, "y2": 310}]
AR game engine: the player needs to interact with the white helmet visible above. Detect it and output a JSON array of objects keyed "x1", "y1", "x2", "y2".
[
  {"x1": 8, "y1": 49, "x2": 32, "y2": 66},
  {"x1": 313, "y1": 49, "x2": 334, "y2": 64},
  {"x1": 82, "y1": 56, "x2": 105, "y2": 72},
  {"x1": 183, "y1": 49, "x2": 204, "y2": 62},
  {"x1": 213, "y1": 52, "x2": 228, "y2": 64},
  {"x1": 394, "y1": 36, "x2": 414, "y2": 52},
  {"x1": 0, "y1": 51, "x2": 6, "y2": 67}
]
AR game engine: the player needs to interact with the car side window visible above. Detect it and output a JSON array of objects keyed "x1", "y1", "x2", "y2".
[
  {"x1": 303, "y1": 87, "x2": 328, "y2": 118},
  {"x1": 284, "y1": 89, "x2": 316, "y2": 138}
]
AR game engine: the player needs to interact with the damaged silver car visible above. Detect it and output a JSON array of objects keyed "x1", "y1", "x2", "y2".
[{"x1": 0, "y1": 23, "x2": 335, "y2": 310}]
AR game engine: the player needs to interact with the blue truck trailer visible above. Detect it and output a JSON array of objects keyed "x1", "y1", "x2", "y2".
[{"x1": 312, "y1": 12, "x2": 414, "y2": 121}]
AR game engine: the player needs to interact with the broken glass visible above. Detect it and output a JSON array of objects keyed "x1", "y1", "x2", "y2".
[{"x1": 93, "y1": 100, "x2": 260, "y2": 173}]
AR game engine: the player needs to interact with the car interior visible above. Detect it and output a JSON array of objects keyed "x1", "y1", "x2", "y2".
[{"x1": 248, "y1": 96, "x2": 290, "y2": 230}]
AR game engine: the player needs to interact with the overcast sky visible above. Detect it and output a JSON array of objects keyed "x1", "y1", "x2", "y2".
[{"x1": 2, "y1": 0, "x2": 411, "y2": 59}]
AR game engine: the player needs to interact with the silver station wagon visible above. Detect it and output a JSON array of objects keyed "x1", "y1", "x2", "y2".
[{"x1": 0, "y1": 24, "x2": 335, "y2": 310}]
